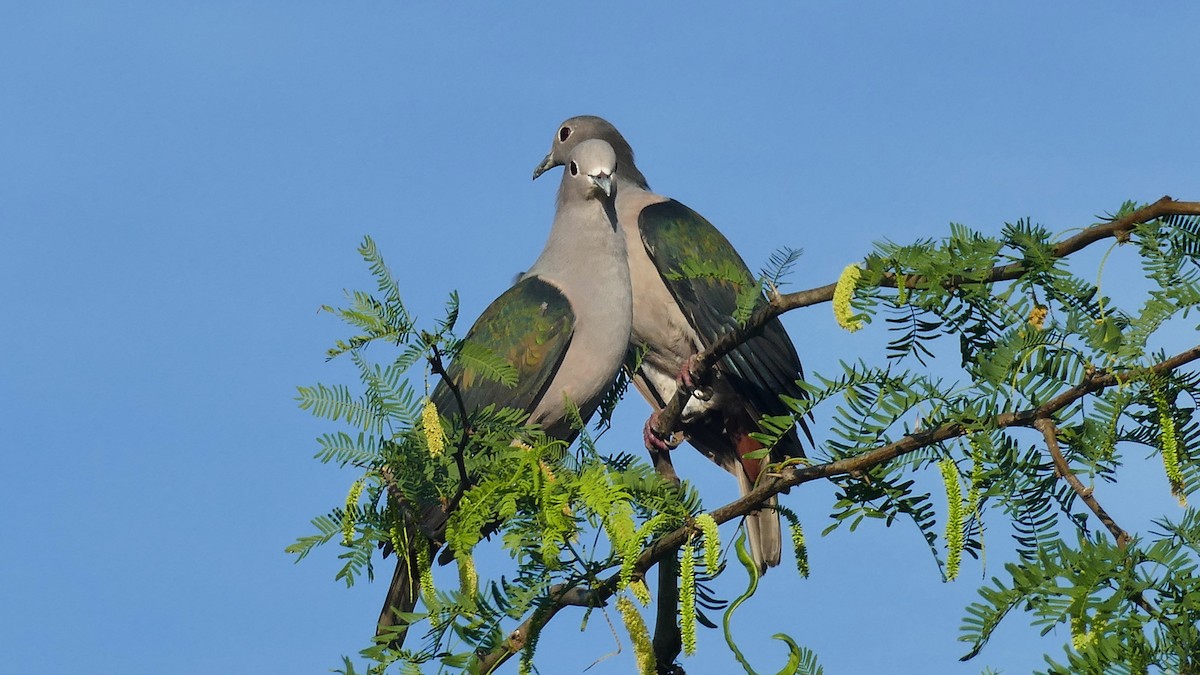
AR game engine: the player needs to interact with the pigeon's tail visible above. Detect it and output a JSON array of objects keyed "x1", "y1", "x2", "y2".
[
  {"x1": 733, "y1": 462, "x2": 781, "y2": 574},
  {"x1": 684, "y1": 407, "x2": 786, "y2": 574}
]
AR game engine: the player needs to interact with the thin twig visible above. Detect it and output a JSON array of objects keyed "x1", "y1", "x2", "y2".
[
  {"x1": 428, "y1": 343, "x2": 471, "y2": 514},
  {"x1": 1032, "y1": 417, "x2": 1130, "y2": 548}
]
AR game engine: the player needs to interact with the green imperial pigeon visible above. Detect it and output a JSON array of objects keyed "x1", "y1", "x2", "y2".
[
  {"x1": 533, "y1": 117, "x2": 810, "y2": 574},
  {"x1": 378, "y1": 139, "x2": 631, "y2": 645}
]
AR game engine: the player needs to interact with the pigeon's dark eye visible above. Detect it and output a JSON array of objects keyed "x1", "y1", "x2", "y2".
[
  {"x1": 569, "y1": 161, "x2": 578, "y2": 176},
  {"x1": 559, "y1": 126, "x2": 572, "y2": 143}
]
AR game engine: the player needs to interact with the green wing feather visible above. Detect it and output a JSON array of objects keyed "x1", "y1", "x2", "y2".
[
  {"x1": 432, "y1": 276, "x2": 574, "y2": 420},
  {"x1": 639, "y1": 199, "x2": 811, "y2": 448}
]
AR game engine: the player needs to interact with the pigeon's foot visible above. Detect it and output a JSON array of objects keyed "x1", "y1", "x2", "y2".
[{"x1": 679, "y1": 354, "x2": 712, "y2": 401}]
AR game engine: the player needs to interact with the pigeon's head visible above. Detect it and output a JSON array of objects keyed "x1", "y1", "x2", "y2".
[
  {"x1": 558, "y1": 139, "x2": 617, "y2": 202},
  {"x1": 533, "y1": 115, "x2": 645, "y2": 188}
]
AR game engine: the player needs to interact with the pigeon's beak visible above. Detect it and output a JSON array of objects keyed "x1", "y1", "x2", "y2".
[
  {"x1": 532, "y1": 152, "x2": 555, "y2": 181},
  {"x1": 591, "y1": 172, "x2": 613, "y2": 198}
]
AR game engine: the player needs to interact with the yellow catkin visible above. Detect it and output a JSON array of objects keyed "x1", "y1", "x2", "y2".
[
  {"x1": 341, "y1": 478, "x2": 364, "y2": 545},
  {"x1": 457, "y1": 553, "x2": 478, "y2": 596},
  {"x1": 939, "y1": 458, "x2": 963, "y2": 581},
  {"x1": 417, "y1": 540, "x2": 436, "y2": 605},
  {"x1": 616, "y1": 596, "x2": 656, "y2": 674},
  {"x1": 695, "y1": 513, "x2": 721, "y2": 572},
  {"x1": 1152, "y1": 384, "x2": 1186, "y2": 506},
  {"x1": 388, "y1": 525, "x2": 405, "y2": 559},
  {"x1": 1028, "y1": 305, "x2": 1048, "y2": 331},
  {"x1": 619, "y1": 540, "x2": 640, "y2": 592},
  {"x1": 966, "y1": 436, "x2": 984, "y2": 518},
  {"x1": 965, "y1": 436, "x2": 987, "y2": 569},
  {"x1": 621, "y1": 514, "x2": 666, "y2": 592},
  {"x1": 833, "y1": 264, "x2": 864, "y2": 333},
  {"x1": 629, "y1": 578, "x2": 651, "y2": 606},
  {"x1": 680, "y1": 540, "x2": 698, "y2": 656},
  {"x1": 421, "y1": 398, "x2": 445, "y2": 457},
  {"x1": 791, "y1": 518, "x2": 810, "y2": 579}
]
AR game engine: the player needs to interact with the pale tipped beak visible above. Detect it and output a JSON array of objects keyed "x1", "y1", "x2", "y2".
[
  {"x1": 591, "y1": 172, "x2": 613, "y2": 197},
  {"x1": 532, "y1": 152, "x2": 555, "y2": 180}
]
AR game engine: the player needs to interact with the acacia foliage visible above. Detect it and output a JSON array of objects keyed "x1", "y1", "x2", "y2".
[{"x1": 293, "y1": 202, "x2": 1200, "y2": 674}]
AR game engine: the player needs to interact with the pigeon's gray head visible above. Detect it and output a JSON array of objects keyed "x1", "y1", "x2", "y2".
[
  {"x1": 533, "y1": 115, "x2": 648, "y2": 189},
  {"x1": 557, "y1": 139, "x2": 617, "y2": 204}
]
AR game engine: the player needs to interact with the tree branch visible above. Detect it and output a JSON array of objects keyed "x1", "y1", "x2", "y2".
[
  {"x1": 685, "y1": 344, "x2": 1200, "y2": 553},
  {"x1": 473, "y1": 343, "x2": 1200, "y2": 672},
  {"x1": 650, "y1": 196, "x2": 1200, "y2": 440},
  {"x1": 1032, "y1": 416, "x2": 1131, "y2": 548},
  {"x1": 652, "y1": 553, "x2": 682, "y2": 673}
]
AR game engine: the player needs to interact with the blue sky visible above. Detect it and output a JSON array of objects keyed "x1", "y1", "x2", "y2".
[{"x1": 3, "y1": 3, "x2": 1198, "y2": 673}]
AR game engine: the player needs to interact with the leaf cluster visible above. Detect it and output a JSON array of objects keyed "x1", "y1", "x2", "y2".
[
  {"x1": 293, "y1": 237, "x2": 712, "y2": 673},
  {"x1": 771, "y1": 206, "x2": 1200, "y2": 669}
]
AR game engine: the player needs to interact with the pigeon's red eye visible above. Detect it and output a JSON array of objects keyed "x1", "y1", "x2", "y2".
[
  {"x1": 569, "y1": 161, "x2": 578, "y2": 176},
  {"x1": 559, "y1": 126, "x2": 571, "y2": 142}
]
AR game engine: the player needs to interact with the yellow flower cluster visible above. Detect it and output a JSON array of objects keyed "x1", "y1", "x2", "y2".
[
  {"x1": 629, "y1": 578, "x2": 651, "y2": 606},
  {"x1": 939, "y1": 458, "x2": 963, "y2": 581},
  {"x1": 965, "y1": 435, "x2": 984, "y2": 518},
  {"x1": 616, "y1": 595, "x2": 656, "y2": 674},
  {"x1": 1153, "y1": 383, "x2": 1186, "y2": 506},
  {"x1": 833, "y1": 264, "x2": 864, "y2": 333},
  {"x1": 695, "y1": 513, "x2": 721, "y2": 572},
  {"x1": 620, "y1": 514, "x2": 665, "y2": 593},
  {"x1": 680, "y1": 540, "x2": 698, "y2": 656},
  {"x1": 1028, "y1": 304, "x2": 1048, "y2": 330},
  {"x1": 457, "y1": 553, "x2": 478, "y2": 595},
  {"x1": 791, "y1": 518, "x2": 810, "y2": 579},
  {"x1": 421, "y1": 398, "x2": 445, "y2": 457},
  {"x1": 341, "y1": 478, "x2": 364, "y2": 545},
  {"x1": 1070, "y1": 614, "x2": 1101, "y2": 652},
  {"x1": 417, "y1": 540, "x2": 436, "y2": 605}
]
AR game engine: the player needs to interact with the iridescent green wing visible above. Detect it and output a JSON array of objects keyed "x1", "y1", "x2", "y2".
[
  {"x1": 638, "y1": 199, "x2": 810, "y2": 446},
  {"x1": 432, "y1": 275, "x2": 574, "y2": 420}
]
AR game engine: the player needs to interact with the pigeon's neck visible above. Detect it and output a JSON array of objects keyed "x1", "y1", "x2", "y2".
[
  {"x1": 527, "y1": 200, "x2": 627, "y2": 291},
  {"x1": 612, "y1": 173, "x2": 669, "y2": 217}
]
